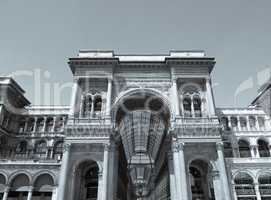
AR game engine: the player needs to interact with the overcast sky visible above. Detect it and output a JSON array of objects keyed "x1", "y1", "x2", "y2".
[{"x1": 0, "y1": 0, "x2": 270, "y2": 107}]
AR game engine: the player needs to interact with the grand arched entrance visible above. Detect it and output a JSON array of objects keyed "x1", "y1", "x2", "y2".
[
  {"x1": 114, "y1": 91, "x2": 171, "y2": 200},
  {"x1": 73, "y1": 161, "x2": 99, "y2": 200},
  {"x1": 189, "y1": 160, "x2": 215, "y2": 200}
]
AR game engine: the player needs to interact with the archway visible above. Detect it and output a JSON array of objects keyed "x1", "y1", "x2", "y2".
[
  {"x1": 234, "y1": 172, "x2": 256, "y2": 200},
  {"x1": 0, "y1": 174, "x2": 6, "y2": 199},
  {"x1": 238, "y1": 140, "x2": 251, "y2": 158},
  {"x1": 33, "y1": 173, "x2": 54, "y2": 200},
  {"x1": 8, "y1": 173, "x2": 30, "y2": 199},
  {"x1": 73, "y1": 160, "x2": 99, "y2": 200},
  {"x1": 258, "y1": 172, "x2": 271, "y2": 199},
  {"x1": 189, "y1": 160, "x2": 215, "y2": 200},
  {"x1": 114, "y1": 90, "x2": 171, "y2": 199},
  {"x1": 258, "y1": 139, "x2": 270, "y2": 157}
]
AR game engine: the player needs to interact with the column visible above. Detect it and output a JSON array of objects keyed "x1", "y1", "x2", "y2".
[
  {"x1": 105, "y1": 78, "x2": 112, "y2": 117},
  {"x1": 216, "y1": 142, "x2": 231, "y2": 200},
  {"x1": 246, "y1": 116, "x2": 250, "y2": 130},
  {"x1": 250, "y1": 145, "x2": 259, "y2": 158},
  {"x1": 178, "y1": 142, "x2": 188, "y2": 200},
  {"x1": 42, "y1": 117, "x2": 47, "y2": 132},
  {"x1": 91, "y1": 96, "x2": 94, "y2": 117},
  {"x1": 255, "y1": 117, "x2": 260, "y2": 130},
  {"x1": 191, "y1": 97, "x2": 195, "y2": 117},
  {"x1": 24, "y1": 118, "x2": 29, "y2": 132},
  {"x1": 79, "y1": 95, "x2": 85, "y2": 117},
  {"x1": 69, "y1": 79, "x2": 79, "y2": 116},
  {"x1": 52, "y1": 117, "x2": 56, "y2": 132},
  {"x1": 200, "y1": 97, "x2": 205, "y2": 117},
  {"x1": 227, "y1": 116, "x2": 232, "y2": 129},
  {"x1": 168, "y1": 152, "x2": 176, "y2": 200},
  {"x1": 212, "y1": 171, "x2": 223, "y2": 200},
  {"x1": 107, "y1": 142, "x2": 118, "y2": 199},
  {"x1": 57, "y1": 143, "x2": 71, "y2": 200},
  {"x1": 206, "y1": 77, "x2": 215, "y2": 116},
  {"x1": 180, "y1": 97, "x2": 184, "y2": 116},
  {"x1": 172, "y1": 78, "x2": 180, "y2": 116},
  {"x1": 172, "y1": 141, "x2": 182, "y2": 199},
  {"x1": 61, "y1": 116, "x2": 65, "y2": 132},
  {"x1": 51, "y1": 187, "x2": 58, "y2": 200},
  {"x1": 102, "y1": 144, "x2": 110, "y2": 200},
  {"x1": 255, "y1": 183, "x2": 261, "y2": 200},
  {"x1": 27, "y1": 186, "x2": 34, "y2": 200},
  {"x1": 237, "y1": 116, "x2": 241, "y2": 131},
  {"x1": 2, "y1": 186, "x2": 9, "y2": 200},
  {"x1": 97, "y1": 171, "x2": 104, "y2": 200},
  {"x1": 33, "y1": 117, "x2": 38, "y2": 132}
]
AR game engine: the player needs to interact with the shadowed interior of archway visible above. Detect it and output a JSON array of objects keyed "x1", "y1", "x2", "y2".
[
  {"x1": 73, "y1": 161, "x2": 99, "y2": 200},
  {"x1": 115, "y1": 93, "x2": 170, "y2": 199}
]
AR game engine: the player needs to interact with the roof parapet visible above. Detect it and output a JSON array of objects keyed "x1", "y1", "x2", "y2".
[{"x1": 77, "y1": 50, "x2": 206, "y2": 61}]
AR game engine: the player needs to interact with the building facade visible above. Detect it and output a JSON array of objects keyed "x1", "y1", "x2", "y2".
[{"x1": 0, "y1": 50, "x2": 270, "y2": 200}]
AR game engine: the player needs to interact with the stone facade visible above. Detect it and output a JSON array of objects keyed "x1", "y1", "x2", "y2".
[{"x1": 0, "y1": 50, "x2": 270, "y2": 200}]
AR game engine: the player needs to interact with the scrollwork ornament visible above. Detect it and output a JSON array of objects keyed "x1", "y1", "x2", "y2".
[{"x1": 63, "y1": 143, "x2": 71, "y2": 152}]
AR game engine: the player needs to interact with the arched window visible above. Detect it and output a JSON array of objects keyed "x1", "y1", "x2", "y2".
[
  {"x1": 9, "y1": 174, "x2": 30, "y2": 199},
  {"x1": 53, "y1": 141, "x2": 63, "y2": 160},
  {"x1": 85, "y1": 166, "x2": 99, "y2": 199},
  {"x1": 183, "y1": 97, "x2": 192, "y2": 117},
  {"x1": 26, "y1": 118, "x2": 35, "y2": 132},
  {"x1": 15, "y1": 141, "x2": 28, "y2": 158},
  {"x1": 84, "y1": 95, "x2": 93, "y2": 117},
  {"x1": 74, "y1": 161, "x2": 99, "y2": 200},
  {"x1": 55, "y1": 117, "x2": 64, "y2": 132},
  {"x1": 258, "y1": 117, "x2": 265, "y2": 129},
  {"x1": 193, "y1": 97, "x2": 202, "y2": 117},
  {"x1": 238, "y1": 140, "x2": 251, "y2": 158},
  {"x1": 34, "y1": 140, "x2": 47, "y2": 159},
  {"x1": 33, "y1": 174, "x2": 54, "y2": 199},
  {"x1": 234, "y1": 172, "x2": 256, "y2": 200},
  {"x1": 224, "y1": 141, "x2": 234, "y2": 158},
  {"x1": 258, "y1": 139, "x2": 270, "y2": 157},
  {"x1": 18, "y1": 119, "x2": 26, "y2": 133},
  {"x1": 45, "y1": 117, "x2": 54, "y2": 132},
  {"x1": 259, "y1": 173, "x2": 271, "y2": 199},
  {"x1": 190, "y1": 167, "x2": 204, "y2": 197},
  {"x1": 249, "y1": 116, "x2": 256, "y2": 129},
  {"x1": 221, "y1": 117, "x2": 229, "y2": 130},
  {"x1": 189, "y1": 160, "x2": 214, "y2": 200},
  {"x1": 231, "y1": 117, "x2": 238, "y2": 128},
  {"x1": 94, "y1": 96, "x2": 102, "y2": 113},
  {"x1": 37, "y1": 118, "x2": 45, "y2": 132},
  {"x1": 240, "y1": 117, "x2": 247, "y2": 130}
]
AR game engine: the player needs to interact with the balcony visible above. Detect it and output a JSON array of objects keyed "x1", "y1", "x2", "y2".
[
  {"x1": 173, "y1": 116, "x2": 221, "y2": 139},
  {"x1": 65, "y1": 117, "x2": 112, "y2": 138},
  {"x1": 175, "y1": 116, "x2": 220, "y2": 127}
]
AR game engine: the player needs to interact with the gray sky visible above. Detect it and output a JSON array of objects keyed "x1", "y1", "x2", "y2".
[{"x1": 0, "y1": 0, "x2": 271, "y2": 107}]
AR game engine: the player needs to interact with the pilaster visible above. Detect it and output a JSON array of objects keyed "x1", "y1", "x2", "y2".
[
  {"x1": 216, "y1": 142, "x2": 231, "y2": 200},
  {"x1": 57, "y1": 143, "x2": 71, "y2": 200}
]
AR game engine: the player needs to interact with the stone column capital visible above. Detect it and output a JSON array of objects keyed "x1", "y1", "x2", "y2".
[
  {"x1": 104, "y1": 143, "x2": 110, "y2": 151},
  {"x1": 28, "y1": 186, "x2": 34, "y2": 191},
  {"x1": 63, "y1": 143, "x2": 71, "y2": 152},
  {"x1": 216, "y1": 142, "x2": 224, "y2": 151},
  {"x1": 172, "y1": 141, "x2": 185, "y2": 152},
  {"x1": 4, "y1": 186, "x2": 10, "y2": 192}
]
